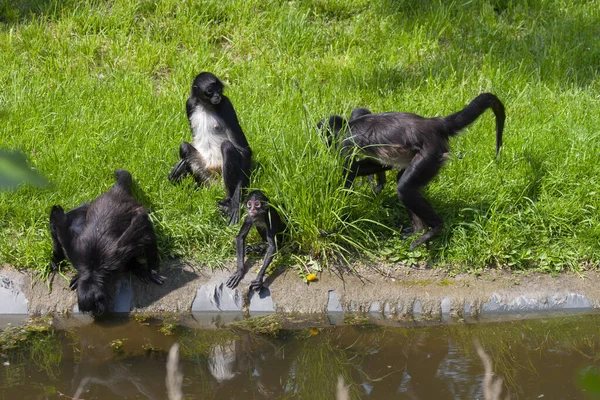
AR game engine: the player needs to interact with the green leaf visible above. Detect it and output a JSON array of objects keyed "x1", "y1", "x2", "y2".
[{"x1": 0, "y1": 150, "x2": 48, "y2": 190}]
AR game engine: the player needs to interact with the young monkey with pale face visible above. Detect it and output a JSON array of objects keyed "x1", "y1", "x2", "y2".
[{"x1": 226, "y1": 190, "x2": 285, "y2": 292}]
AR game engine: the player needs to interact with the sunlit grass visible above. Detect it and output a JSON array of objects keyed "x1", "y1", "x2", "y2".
[{"x1": 1, "y1": 0, "x2": 599, "y2": 273}]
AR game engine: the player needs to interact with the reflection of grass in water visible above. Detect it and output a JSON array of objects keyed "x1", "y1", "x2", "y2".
[
  {"x1": 448, "y1": 315, "x2": 600, "y2": 393},
  {"x1": 282, "y1": 330, "x2": 363, "y2": 400},
  {"x1": 178, "y1": 328, "x2": 239, "y2": 357},
  {"x1": 0, "y1": 318, "x2": 62, "y2": 382}
]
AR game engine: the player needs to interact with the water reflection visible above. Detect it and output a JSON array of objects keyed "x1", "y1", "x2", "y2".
[{"x1": 2, "y1": 313, "x2": 600, "y2": 399}]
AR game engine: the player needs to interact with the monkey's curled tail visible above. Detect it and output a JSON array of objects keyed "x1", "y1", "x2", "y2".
[
  {"x1": 443, "y1": 93, "x2": 505, "y2": 156},
  {"x1": 114, "y1": 169, "x2": 133, "y2": 192}
]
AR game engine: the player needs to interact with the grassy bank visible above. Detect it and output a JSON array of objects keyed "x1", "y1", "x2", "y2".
[{"x1": 1, "y1": 0, "x2": 599, "y2": 275}]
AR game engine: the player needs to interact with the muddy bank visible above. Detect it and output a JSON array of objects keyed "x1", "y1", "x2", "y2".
[{"x1": 1, "y1": 262, "x2": 600, "y2": 320}]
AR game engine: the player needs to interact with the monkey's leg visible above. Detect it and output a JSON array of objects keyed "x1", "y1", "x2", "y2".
[
  {"x1": 373, "y1": 171, "x2": 387, "y2": 194},
  {"x1": 120, "y1": 211, "x2": 165, "y2": 285},
  {"x1": 169, "y1": 142, "x2": 211, "y2": 185},
  {"x1": 396, "y1": 154, "x2": 444, "y2": 250},
  {"x1": 49, "y1": 211, "x2": 67, "y2": 272},
  {"x1": 344, "y1": 158, "x2": 392, "y2": 188},
  {"x1": 220, "y1": 140, "x2": 251, "y2": 225},
  {"x1": 49, "y1": 205, "x2": 76, "y2": 271},
  {"x1": 249, "y1": 236, "x2": 277, "y2": 292},
  {"x1": 140, "y1": 221, "x2": 165, "y2": 285}
]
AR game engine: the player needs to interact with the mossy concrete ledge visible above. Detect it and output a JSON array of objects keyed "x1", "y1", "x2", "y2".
[{"x1": 1, "y1": 263, "x2": 600, "y2": 320}]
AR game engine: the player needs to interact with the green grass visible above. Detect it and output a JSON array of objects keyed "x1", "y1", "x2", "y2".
[{"x1": 1, "y1": 0, "x2": 599, "y2": 274}]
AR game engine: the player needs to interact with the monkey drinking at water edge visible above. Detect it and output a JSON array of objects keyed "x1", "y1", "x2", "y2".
[
  {"x1": 169, "y1": 72, "x2": 252, "y2": 225},
  {"x1": 49, "y1": 169, "x2": 165, "y2": 316},
  {"x1": 328, "y1": 93, "x2": 505, "y2": 250},
  {"x1": 226, "y1": 190, "x2": 286, "y2": 292}
]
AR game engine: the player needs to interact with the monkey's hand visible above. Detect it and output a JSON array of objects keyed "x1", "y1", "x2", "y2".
[
  {"x1": 69, "y1": 274, "x2": 79, "y2": 290},
  {"x1": 226, "y1": 271, "x2": 244, "y2": 289},
  {"x1": 50, "y1": 259, "x2": 61, "y2": 272},
  {"x1": 132, "y1": 267, "x2": 166, "y2": 285},
  {"x1": 249, "y1": 278, "x2": 264, "y2": 292},
  {"x1": 150, "y1": 270, "x2": 166, "y2": 285}
]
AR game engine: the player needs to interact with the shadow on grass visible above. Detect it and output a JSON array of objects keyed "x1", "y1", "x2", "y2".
[
  {"x1": 0, "y1": 0, "x2": 69, "y2": 23},
  {"x1": 354, "y1": 1, "x2": 600, "y2": 89}
]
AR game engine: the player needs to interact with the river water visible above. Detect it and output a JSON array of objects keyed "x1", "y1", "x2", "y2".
[{"x1": 1, "y1": 312, "x2": 600, "y2": 399}]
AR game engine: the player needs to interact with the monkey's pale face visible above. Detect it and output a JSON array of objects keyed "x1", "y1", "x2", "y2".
[{"x1": 247, "y1": 199, "x2": 267, "y2": 218}]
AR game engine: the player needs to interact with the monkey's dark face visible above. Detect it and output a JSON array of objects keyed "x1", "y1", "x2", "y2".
[
  {"x1": 247, "y1": 199, "x2": 268, "y2": 218},
  {"x1": 192, "y1": 72, "x2": 224, "y2": 106},
  {"x1": 76, "y1": 278, "x2": 109, "y2": 316}
]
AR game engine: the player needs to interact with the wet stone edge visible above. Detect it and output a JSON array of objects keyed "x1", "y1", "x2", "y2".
[{"x1": 1, "y1": 264, "x2": 599, "y2": 323}]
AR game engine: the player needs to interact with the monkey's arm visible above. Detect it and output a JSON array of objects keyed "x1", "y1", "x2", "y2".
[
  {"x1": 249, "y1": 227, "x2": 277, "y2": 292},
  {"x1": 226, "y1": 217, "x2": 253, "y2": 289},
  {"x1": 49, "y1": 205, "x2": 75, "y2": 271}
]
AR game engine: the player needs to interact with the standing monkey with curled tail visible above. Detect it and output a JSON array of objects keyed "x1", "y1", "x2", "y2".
[
  {"x1": 169, "y1": 72, "x2": 252, "y2": 225},
  {"x1": 324, "y1": 93, "x2": 505, "y2": 250}
]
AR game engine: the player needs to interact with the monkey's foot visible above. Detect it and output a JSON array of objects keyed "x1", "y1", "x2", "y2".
[
  {"x1": 217, "y1": 198, "x2": 240, "y2": 225},
  {"x1": 226, "y1": 271, "x2": 244, "y2": 289},
  {"x1": 249, "y1": 278, "x2": 264, "y2": 292},
  {"x1": 217, "y1": 199, "x2": 230, "y2": 216},
  {"x1": 401, "y1": 225, "x2": 416, "y2": 240},
  {"x1": 168, "y1": 159, "x2": 189, "y2": 182},
  {"x1": 246, "y1": 244, "x2": 267, "y2": 256},
  {"x1": 409, "y1": 225, "x2": 443, "y2": 251}
]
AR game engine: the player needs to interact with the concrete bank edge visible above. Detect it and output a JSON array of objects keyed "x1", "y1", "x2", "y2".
[{"x1": 1, "y1": 263, "x2": 600, "y2": 321}]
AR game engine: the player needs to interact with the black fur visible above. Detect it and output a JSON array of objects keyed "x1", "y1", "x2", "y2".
[
  {"x1": 317, "y1": 107, "x2": 387, "y2": 193},
  {"x1": 330, "y1": 93, "x2": 505, "y2": 249},
  {"x1": 168, "y1": 72, "x2": 252, "y2": 225},
  {"x1": 49, "y1": 169, "x2": 164, "y2": 316},
  {"x1": 225, "y1": 190, "x2": 285, "y2": 291}
]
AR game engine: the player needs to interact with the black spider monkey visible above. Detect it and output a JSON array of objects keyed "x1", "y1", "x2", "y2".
[
  {"x1": 330, "y1": 93, "x2": 505, "y2": 250},
  {"x1": 317, "y1": 107, "x2": 386, "y2": 194},
  {"x1": 168, "y1": 72, "x2": 252, "y2": 225},
  {"x1": 225, "y1": 190, "x2": 286, "y2": 292},
  {"x1": 49, "y1": 169, "x2": 165, "y2": 316}
]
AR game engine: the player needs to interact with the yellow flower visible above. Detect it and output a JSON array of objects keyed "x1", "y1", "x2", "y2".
[
  {"x1": 306, "y1": 273, "x2": 318, "y2": 282},
  {"x1": 309, "y1": 328, "x2": 319, "y2": 336}
]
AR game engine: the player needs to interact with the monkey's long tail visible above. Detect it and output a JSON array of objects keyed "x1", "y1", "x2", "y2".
[{"x1": 443, "y1": 93, "x2": 505, "y2": 156}]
